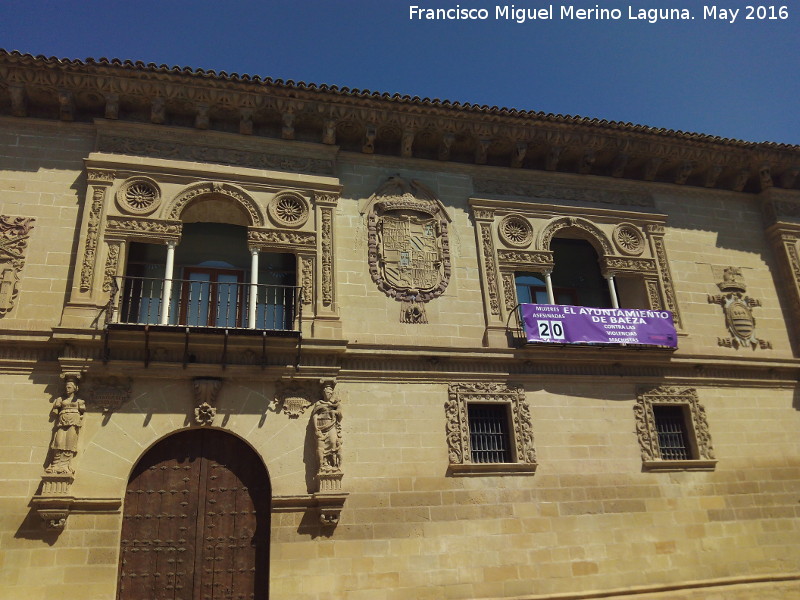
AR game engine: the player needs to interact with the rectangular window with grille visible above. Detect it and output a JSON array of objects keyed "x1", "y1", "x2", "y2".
[
  {"x1": 653, "y1": 405, "x2": 693, "y2": 460},
  {"x1": 468, "y1": 404, "x2": 512, "y2": 463}
]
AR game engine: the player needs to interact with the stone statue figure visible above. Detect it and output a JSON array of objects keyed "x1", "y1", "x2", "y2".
[
  {"x1": 311, "y1": 381, "x2": 342, "y2": 473},
  {"x1": 46, "y1": 377, "x2": 85, "y2": 475}
]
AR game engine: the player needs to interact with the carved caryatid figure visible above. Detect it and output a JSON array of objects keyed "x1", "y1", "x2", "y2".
[
  {"x1": 312, "y1": 381, "x2": 342, "y2": 473},
  {"x1": 46, "y1": 377, "x2": 85, "y2": 475}
]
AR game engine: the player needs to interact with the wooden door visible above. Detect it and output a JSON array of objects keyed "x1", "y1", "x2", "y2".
[{"x1": 117, "y1": 429, "x2": 270, "y2": 600}]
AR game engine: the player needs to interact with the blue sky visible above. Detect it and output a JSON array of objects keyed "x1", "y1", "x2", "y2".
[{"x1": 2, "y1": 0, "x2": 798, "y2": 144}]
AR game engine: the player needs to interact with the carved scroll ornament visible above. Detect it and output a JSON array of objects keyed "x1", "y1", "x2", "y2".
[{"x1": 0, "y1": 215, "x2": 35, "y2": 315}]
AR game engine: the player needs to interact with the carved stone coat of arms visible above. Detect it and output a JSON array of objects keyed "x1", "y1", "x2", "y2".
[{"x1": 366, "y1": 177, "x2": 451, "y2": 322}]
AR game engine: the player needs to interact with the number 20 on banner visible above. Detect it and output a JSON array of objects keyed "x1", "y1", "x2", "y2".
[{"x1": 537, "y1": 319, "x2": 566, "y2": 340}]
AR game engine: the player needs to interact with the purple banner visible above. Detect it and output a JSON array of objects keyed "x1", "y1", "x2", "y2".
[{"x1": 520, "y1": 304, "x2": 677, "y2": 347}]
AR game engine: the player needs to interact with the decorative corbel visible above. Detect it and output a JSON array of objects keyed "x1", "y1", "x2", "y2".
[
  {"x1": 401, "y1": 129, "x2": 415, "y2": 158},
  {"x1": 510, "y1": 141, "x2": 527, "y2": 168},
  {"x1": 643, "y1": 157, "x2": 662, "y2": 181},
  {"x1": 475, "y1": 139, "x2": 491, "y2": 165},
  {"x1": 781, "y1": 167, "x2": 799, "y2": 190},
  {"x1": 704, "y1": 165, "x2": 724, "y2": 188},
  {"x1": 611, "y1": 153, "x2": 629, "y2": 178},
  {"x1": 150, "y1": 97, "x2": 166, "y2": 124},
  {"x1": 239, "y1": 107, "x2": 254, "y2": 135},
  {"x1": 9, "y1": 83, "x2": 26, "y2": 117},
  {"x1": 362, "y1": 124, "x2": 376, "y2": 154},
  {"x1": 194, "y1": 103, "x2": 210, "y2": 129},
  {"x1": 732, "y1": 168, "x2": 750, "y2": 192},
  {"x1": 674, "y1": 161, "x2": 694, "y2": 185},
  {"x1": 282, "y1": 112, "x2": 295, "y2": 140},
  {"x1": 104, "y1": 93, "x2": 119, "y2": 120},
  {"x1": 438, "y1": 133, "x2": 455, "y2": 161},
  {"x1": 759, "y1": 164, "x2": 773, "y2": 190},
  {"x1": 57, "y1": 89, "x2": 74, "y2": 121}
]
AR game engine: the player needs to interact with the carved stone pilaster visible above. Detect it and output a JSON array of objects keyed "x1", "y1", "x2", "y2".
[
  {"x1": 480, "y1": 223, "x2": 501, "y2": 317},
  {"x1": 102, "y1": 241, "x2": 122, "y2": 292},
  {"x1": 0, "y1": 215, "x2": 35, "y2": 316},
  {"x1": 646, "y1": 225, "x2": 682, "y2": 328},
  {"x1": 79, "y1": 187, "x2": 107, "y2": 293},
  {"x1": 501, "y1": 272, "x2": 517, "y2": 312},
  {"x1": 320, "y1": 208, "x2": 334, "y2": 308}
]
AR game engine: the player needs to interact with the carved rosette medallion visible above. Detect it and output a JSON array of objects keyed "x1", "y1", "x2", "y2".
[
  {"x1": 707, "y1": 266, "x2": 771, "y2": 349},
  {"x1": 367, "y1": 177, "x2": 451, "y2": 308},
  {"x1": 116, "y1": 177, "x2": 161, "y2": 215},
  {"x1": 613, "y1": 223, "x2": 645, "y2": 256},
  {"x1": 267, "y1": 191, "x2": 310, "y2": 228},
  {"x1": 0, "y1": 215, "x2": 35, "y2": 315},
  {"x1": 498, "y1": 214, "x2": 534, "y2": 248}
]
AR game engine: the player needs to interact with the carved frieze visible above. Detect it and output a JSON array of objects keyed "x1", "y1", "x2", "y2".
[
  {"x1": 497, "y1": 249, "x2": 555, "y2": 269},
  {"x1": 248, "y1": 228, "x2": 316, "y2": 250},
  {"x1": 707, "y1": 266, "x2": 771, "y2": 349},
  {"x1": 98, "y1": 134, "x2": 335, "y2": 175},
  {"x1": 367, "y1": 177, "x2": 451, "y2": 305},
  {"x1": 445, "y1": 382, "x2": 536, "y2": 468},
  {"x1": 474, "y1": 179, "x2": 654, "y2": 208},
  {"x1": 0, "y1": 215, "x2": 35, "y2": 315},
  {"x1": 105, "y1": 216, "x2": 182, "y2": 241},
  {"x1": 603, "y1": 257, "x2": 657, "y2": 274}
]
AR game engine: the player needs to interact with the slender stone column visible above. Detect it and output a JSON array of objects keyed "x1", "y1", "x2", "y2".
[
  {"x1": 160, "y1": 241, "x2": 176, "y2": 325},
  {"x1": 543, "y1": 271, "x2": 555, "y2": 305},
  {"x1": 248, "y1": 247, "x2": 259, "y2": 329},
  {"x1": 607, "y1": 274, "x2": 620, "y2": 309}
]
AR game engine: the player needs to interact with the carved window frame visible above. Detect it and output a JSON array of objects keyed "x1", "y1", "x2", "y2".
[
  {"x1": 469, "y1": 198, "x2": 682, "y2": 345},
  {"x1": 634, "y1": 386, "x2": 717, "y2": 471},
  {"x1": 446, "y1": 382, "x2": 537, "y2": 475},
  {"x1": 70, "y1": 160, "x2": 341, "y2": 332}
]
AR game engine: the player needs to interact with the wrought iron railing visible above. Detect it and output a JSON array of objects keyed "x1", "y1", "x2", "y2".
[{"x1": 108, "y1": 276, "x2": 302, "y2": 333}]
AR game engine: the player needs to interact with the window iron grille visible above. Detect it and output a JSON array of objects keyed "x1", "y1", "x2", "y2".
[
  {"x1": 468, "y1": 404, "x2": 511, "y2": 463},
  {"x1": 653, "y1": 405, "x2": 692, "y2": 461}
]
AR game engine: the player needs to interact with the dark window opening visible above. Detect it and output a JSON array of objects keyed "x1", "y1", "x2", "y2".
[
  {"x1": 468, "y1": 404, "x2": 512, "y2": 463},
  {"x1": 550, "y1": 238, "x2": 612, "y2": 308},
  {"x1": 653, "y1": 405, "x2": 693, "y2": 460}
]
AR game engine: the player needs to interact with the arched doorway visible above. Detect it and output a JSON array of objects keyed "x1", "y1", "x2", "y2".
[{"x1": 117, "y1": 429, "x2": 270, "y2": 600}]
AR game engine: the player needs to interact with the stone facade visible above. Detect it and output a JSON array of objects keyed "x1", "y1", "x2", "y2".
[{"x1": 0, "y1": 51, "x2": 799, "y2": 600}]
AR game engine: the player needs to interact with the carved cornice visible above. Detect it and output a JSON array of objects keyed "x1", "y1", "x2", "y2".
[
  {"x1": 474, "y1": 179, "x2": 655, "y2": 208},
  {"x1": 2, "y1": 51, "x2": 798, "y2": 193}
]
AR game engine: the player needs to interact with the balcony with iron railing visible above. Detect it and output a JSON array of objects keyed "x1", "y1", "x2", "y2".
[{"x1": 107, "y1": 276, "x2": 302, "y2": 335}]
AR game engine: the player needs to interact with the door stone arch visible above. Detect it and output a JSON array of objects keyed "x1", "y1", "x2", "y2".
[{"x1": 117, "y1": 428, "x2": 271, "y2": 600}]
